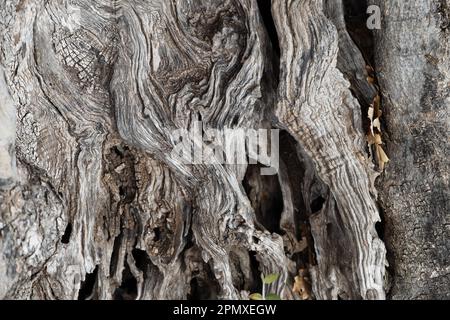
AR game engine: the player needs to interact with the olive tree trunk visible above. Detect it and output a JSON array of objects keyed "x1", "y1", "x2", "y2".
[{"x1": 0, "y1": 0, "x2": 448, "y2": 300}]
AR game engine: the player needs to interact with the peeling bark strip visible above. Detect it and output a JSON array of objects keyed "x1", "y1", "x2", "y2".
[
  {"x1": 272, "y1": 0, "x2": 386, "y2": 300},
  {"x1": 0, "y1": 0, "x2": 447, "y2": 300}
]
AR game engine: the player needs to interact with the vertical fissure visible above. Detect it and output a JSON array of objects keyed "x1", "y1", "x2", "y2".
[
  {"x1": 61, "y1": 222, "x2": 72, "y2": 244},
  {"x1": 243, "y1": 163, "x2": 284, "y2": 234},
  {"x1": 113, "y1": 258, "x2": 138, "y2": 300},
  {"x1": 256, "y1": 0, "x2": 280, "y2": 82},
  {"x1": 343, "y1": 0, "x2": 375, "y2": 65},
  {"x1": 77, "y1": 266, "x2": 99, "y2": 300},
  {"x1": 341, "y1": 0, "x2": 389, "y2": 251}
]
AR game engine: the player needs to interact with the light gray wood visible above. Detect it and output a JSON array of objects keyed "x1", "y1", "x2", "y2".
[
  {"x1": 0, "y1": 0, "x2": 447, "y2": 300},
  {"x1": 272, "y1": 0, "x2": 386, "y2": 300}
]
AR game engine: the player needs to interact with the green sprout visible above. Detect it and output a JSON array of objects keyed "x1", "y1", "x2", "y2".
[{"x1": 249, "y1": 273, "x2": 281, "y2": 300}]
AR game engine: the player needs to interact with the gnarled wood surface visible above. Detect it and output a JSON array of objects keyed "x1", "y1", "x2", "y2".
[
  {"x1": 272, "y1": 0, "x2": 385, "y2": 299},
  {"x1": 0, "y1": 0, "x2": 448, "y2": 300}
]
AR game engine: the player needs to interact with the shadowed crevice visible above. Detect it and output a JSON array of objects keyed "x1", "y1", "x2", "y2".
[
  {"x1": 243, "y1": 163, "x2": 284, "y2": 234},
  {"x1": 78, "y1": 266, "x2": 98, "y2": 300},
  {"x1": 113, "y1": 259, "x2": 138, "y2": 300},
  {"x1": 257, "y1": 0, "x2": 280, "y2": 82},
  {"x1": 61, "y1": 222, "x2": 72, "y2": 244}
]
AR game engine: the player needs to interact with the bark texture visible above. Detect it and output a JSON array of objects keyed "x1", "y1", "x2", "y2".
[
  {"x1": 0, "y1": 0, "x2": 448, "y2": 300},
  {"x1": 371, "y1": 0, "x2": 450, "y2": 299},
  {"x1": 272, "y1": 0, "x2": 386, "y2": 300}
]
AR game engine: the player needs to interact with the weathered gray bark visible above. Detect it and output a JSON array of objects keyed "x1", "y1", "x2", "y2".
[
  {"x1": 0, "y1": 0, "x2": 448, "y2": 300},
  {"x1": 371, "y1": 0, "x2": 450, "y2": 299},
  {"x1": 272, "y1": 0, "x2": 385, "y2": 300}
]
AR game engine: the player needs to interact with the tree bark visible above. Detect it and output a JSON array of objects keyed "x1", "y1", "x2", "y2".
[
  {"x1": 0, "y1": 0, "x2": 448, "y2": 300},
  {"x1": 371, "y1": 0, "x2": 450, "y2": 299}
]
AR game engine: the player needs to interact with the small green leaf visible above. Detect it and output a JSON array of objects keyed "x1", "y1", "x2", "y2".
[
  {"x1": 265, "y1": 293, "x2": 281, "y2": 300},
  {"x1": 249, "y1": 293, "x2": 263, "y2": 300},
  {"x1": 262, "y1": 273, "x2": 279, "y2": 284}
]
